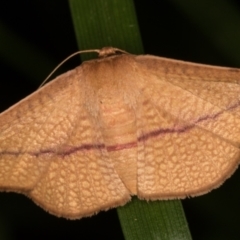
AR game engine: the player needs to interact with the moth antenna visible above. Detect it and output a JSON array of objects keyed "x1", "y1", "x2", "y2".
[{"x1": 39, "y1": 49, "x2": 100, "y2": 88}]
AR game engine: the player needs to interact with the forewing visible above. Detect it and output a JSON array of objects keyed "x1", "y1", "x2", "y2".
[
  {"x1": 0, "y1": 67, "x2": 130, "y2": 218},
  {"x1": 136, "y1": 55, "x2": 240, "y2": 115},
  {"x1": 0, "y1": 69, "x2": 80, "y2": 190},
  {"x1": 135, "y1": 56, "x2": 240, "y2": 199}
]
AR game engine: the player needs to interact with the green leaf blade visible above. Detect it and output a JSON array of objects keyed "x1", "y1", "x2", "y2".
[
  {"x1": 118, "y1": 198, "x2": 191, "y2": 240},
  {"x1": 69, "y1": 1, "x2": 192, "y2": 239}
]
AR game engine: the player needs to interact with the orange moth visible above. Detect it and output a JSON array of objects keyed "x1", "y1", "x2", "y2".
[{"x1": 0, "y1": 47, "x2": 240, "y2": 219}]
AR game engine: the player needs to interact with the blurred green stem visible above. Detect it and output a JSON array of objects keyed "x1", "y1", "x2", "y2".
[{"x1": 69, "y1": 0, "x2": 192, "y2": 239}]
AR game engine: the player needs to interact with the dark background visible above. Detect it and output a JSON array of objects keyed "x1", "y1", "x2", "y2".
[{"x1": 0, "y1": 1, "x2": 240, "y2": 239}]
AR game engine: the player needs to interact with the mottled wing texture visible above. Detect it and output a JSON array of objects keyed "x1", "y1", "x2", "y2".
[
  {"x1": 0, "y1": 67, "x2": 130, "y2": 219},
  {"x1": 1, "y1": 49, "x2": 240, "y2": 219},
  {"x1": 135, "y1": 56, "x2": 240, "y2": 199}
]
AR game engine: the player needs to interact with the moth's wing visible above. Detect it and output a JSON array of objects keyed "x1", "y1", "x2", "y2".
[
  {"x1": 135, "y1": 56, "x2": 240, "y2": 199},
  {"x1": 136, "y1": 55, "x2": 240, "y2": 114},
  {"x1": 0, "y1": 67, "x2": 130, "y2": 219}
]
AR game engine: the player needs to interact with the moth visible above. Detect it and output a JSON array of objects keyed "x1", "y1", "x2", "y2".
[{"x1": 0, "y1": 47, "x2": 240, "y2": 219}]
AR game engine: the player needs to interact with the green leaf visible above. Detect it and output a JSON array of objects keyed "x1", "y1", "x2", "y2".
[
  {"x1": 118, "y1": 197, "x2": 191, "y2": 240},
  {"x1": 69, "y1": 0, "x2": 143, "y2": 60},
  {"x1": 68, "y1": 1, "x2": 192, "y2": 239}
]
